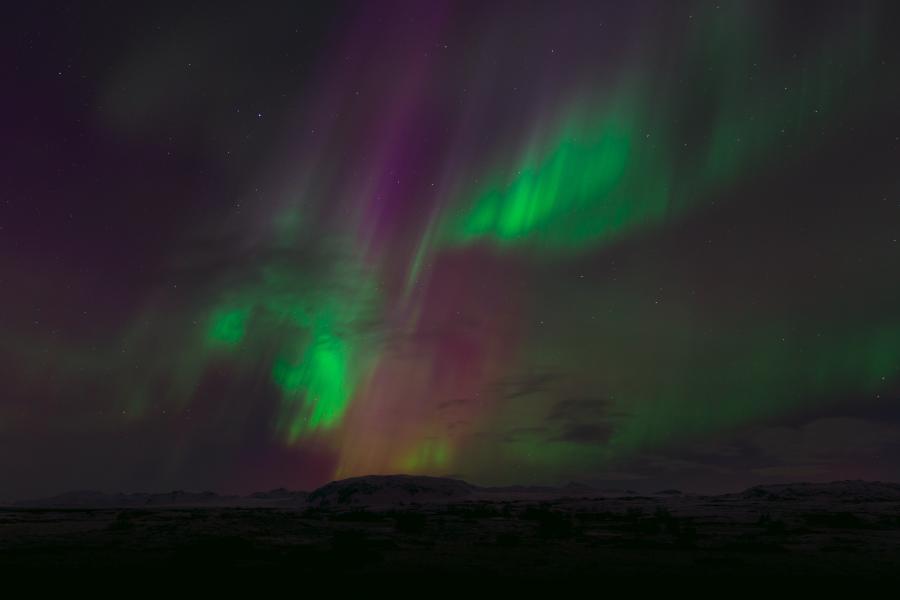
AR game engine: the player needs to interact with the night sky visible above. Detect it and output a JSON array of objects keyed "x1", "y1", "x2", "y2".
[{"x1": 3, "y1": 1, "x2": 900, "y2": 499}]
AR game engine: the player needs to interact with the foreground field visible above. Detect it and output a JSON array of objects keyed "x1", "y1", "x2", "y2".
[{"x1": 2, "y1": 478, "x2": 900, "y2": 579}]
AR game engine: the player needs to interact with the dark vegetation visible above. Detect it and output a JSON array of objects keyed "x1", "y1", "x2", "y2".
[{"x1": 4, "y1": 482, "x2": 900, "y2": 579}]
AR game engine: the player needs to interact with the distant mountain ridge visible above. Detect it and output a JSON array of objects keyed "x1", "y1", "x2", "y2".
[
  {"x1": 9, "y1": 476, "x2": 900, "y2": 508},
  {"x1": 11, "y1": 489, "x2": 238, "y2": 508},
  {"x1": 738, "y1": 480, "x2": 900, "y2": 501}
]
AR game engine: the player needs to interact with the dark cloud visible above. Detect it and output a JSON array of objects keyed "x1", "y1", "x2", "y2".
[
  {"x1": 547, "y1": 396, "x2": 618, "y2": 421},
  {"x1": 553, "y1": 423, "x2": 614, "y2": 444},
  {"x1": 491, "y1": 371, "x2": 561, "y2": 400}
]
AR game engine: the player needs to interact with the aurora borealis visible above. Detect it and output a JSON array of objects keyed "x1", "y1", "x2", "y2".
[{"x1": 2, "y1": 1, "x2": 900, "y2": 498}]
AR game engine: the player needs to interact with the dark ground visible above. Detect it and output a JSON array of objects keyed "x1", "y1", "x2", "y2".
[{"x1": 2, "y1": 478, "x2": 900, "y2": 580}]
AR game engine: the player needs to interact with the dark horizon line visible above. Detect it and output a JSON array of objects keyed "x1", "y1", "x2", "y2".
[{"x1": 6, "y1": 474, "x2": 900, "y2": 506}]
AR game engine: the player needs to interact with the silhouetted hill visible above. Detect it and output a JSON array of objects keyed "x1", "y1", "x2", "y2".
[{"x1": 306, "y1": 474, "x2": 477, "y2": 506}]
